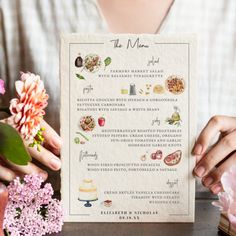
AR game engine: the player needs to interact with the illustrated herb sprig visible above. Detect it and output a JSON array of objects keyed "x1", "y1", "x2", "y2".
[
  {"x1": 76, "y1": 73, "x2": 85, "y2": 80},
  {"x1": 104, "y1": 57, "x2": 112, "y2": 70}
]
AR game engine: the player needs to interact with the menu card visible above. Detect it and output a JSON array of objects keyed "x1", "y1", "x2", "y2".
[{"x1": 60, "y1": 34, "x2": 197, "y2": 222}]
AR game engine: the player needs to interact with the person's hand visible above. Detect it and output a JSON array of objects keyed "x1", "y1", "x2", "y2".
[
  {"x1": 193, "y1": 116, "x2": 236, "y2": 194},
  {"x1": 0, "y1": 119, "x2": 62, "y2": 182}
]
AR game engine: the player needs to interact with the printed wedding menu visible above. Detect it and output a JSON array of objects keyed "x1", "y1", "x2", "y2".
[{"x1": 60, "y1": 34, "x2": 197, "y2": 222}]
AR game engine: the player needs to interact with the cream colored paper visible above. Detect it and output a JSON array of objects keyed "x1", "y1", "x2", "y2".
[{"x1": 60, "y1": 34, "x2": 197, "y2": 222}]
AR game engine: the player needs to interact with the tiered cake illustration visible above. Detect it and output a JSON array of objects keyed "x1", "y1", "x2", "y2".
[{"x1": 78, "y1": 179, "x2": 98, "y2": 207}]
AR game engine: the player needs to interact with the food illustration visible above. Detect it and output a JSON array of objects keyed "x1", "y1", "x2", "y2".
[
  {"x1": 83, "y1": 54, "x2": 102, "y2": 73},
  {"x1": 104, "y1": 57, "x2": 112, "y2": 70},
  {"x1": 165, "y1": 75, "x2": 185, "y2": 94},
  {"x1": 74, "y1": 53, "x2": 112, "y2": 81},
  {"x1": 122, "y1": 84, "x2": 158, "y2": 96},
  {"x1": 121, "y1": 88, "x2": 128, "y2": 94},
  {"x1": 164, "y1": 150, "x2": 182, "y2": 166},
  {"x1": 166, "y1": 106, "x2": 182, "y2": 126},
  {"x1": 80, "y1": 116, "x2": 96, "y2": 132},
  {"x1": 78, "y1": 179, "x2": 98, "y2": 207},
  {"x1": 103, "y1": 200, "x2": 112, "y2": 207},
  {"x1": 153, "y1": 84, "x2": 165, "y2": 94},
  {"x1": 140, "y1": 154, "x2": 147, "y2": 161},
  {"x1": 98, "y1": 116, "x2": 105, "y2": 127},
  {"x1": 75, "y1": 54, "x2": 83, "y2": 67},
  {"x1": 75, "y1": 73, "x2": 85, "y2": 80},
  {"x1": 129, "y1": 83, "x2": 136, "y2": 95},
  {"x1": 139, "y1": 89, "x2": 144, "y2": 94},
  {"x1": 74, "y1": 137, "x2": 80, "y2": 144},
  {"x1": 151, "y1": 150, "x2": 163, "y2": 160},
  {"x1": 74, "y1": 132, "x2": 89, "y2": 145},
  {"x1": 139, "y1": 84, "x2": 152, "y2": 95}
]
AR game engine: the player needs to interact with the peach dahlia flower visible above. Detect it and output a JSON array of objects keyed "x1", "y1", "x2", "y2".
[{"x1": 7, "y1": 72, "x2": 49, "y2": 141}]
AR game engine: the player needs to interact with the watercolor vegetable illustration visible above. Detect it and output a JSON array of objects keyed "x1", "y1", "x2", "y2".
[
  {"x1": 104, "y1": 57, "x2": 112, "y2": 70},
  {"x1": 98, "y1": 117, "x2": 105, "y2": 127},
  {"x1": 75, "y1": 74, "x2": 85, "y2": 80}
]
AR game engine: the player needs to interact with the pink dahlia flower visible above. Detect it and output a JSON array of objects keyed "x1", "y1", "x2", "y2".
[
  {"x1": 0, "y1": 79, "x2": 5, "y2": 95},
  {"x1": 212, "y1": 166, "x2": 236, "y2": 228},
  {"x1": 7, "y1": 72, "x2": 48, "y2": 141}
]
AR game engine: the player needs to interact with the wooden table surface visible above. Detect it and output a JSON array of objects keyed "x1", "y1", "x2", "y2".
[{"x1": 49, "y1": 199, "x2": 226, "y2": 236}]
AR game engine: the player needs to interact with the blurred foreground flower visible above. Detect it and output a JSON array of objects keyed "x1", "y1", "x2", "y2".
[
  {"x1": 3, "y1": 175, "x2": 63, "y2": 236},
  {"x1": 7, "y1": 72, "x2": 48, "y2": 142},
  {"x1": 0, "y1": 79, "x2": 5, "y2": 95},
  {"x1": 212, "y1": 166, "x2": 236, "y2": 227},
  {"x1": 0, "y1": 183, "x2": 8, "y2": 236}
]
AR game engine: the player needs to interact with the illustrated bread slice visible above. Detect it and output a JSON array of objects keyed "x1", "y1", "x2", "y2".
[{"x1": 164, "y1": 150, "x2": 182, "y2": 166}]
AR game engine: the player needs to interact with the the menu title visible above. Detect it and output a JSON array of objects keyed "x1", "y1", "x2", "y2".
[{"x1": 110, "y1": 37, "x2": 149, "y2": 49}]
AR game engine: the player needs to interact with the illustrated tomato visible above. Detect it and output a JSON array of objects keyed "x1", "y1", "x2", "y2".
[
  {"x1": 98, "y1": 117, "x2": 105, "y2": 127},
  {"x1": 151, "y1": 153, "x2": 157, "y2": 160},
  {"x1": 155, "y1": 150, "x2": 163, "y2": 159}
]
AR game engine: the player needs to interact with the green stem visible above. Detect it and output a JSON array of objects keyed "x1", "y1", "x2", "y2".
[
  {"x1": 76, "y1": 132, "x2": 89, "y2": 141},
  {"x1": 4, "y1": 229, "x2": 10, "y2": 236}
]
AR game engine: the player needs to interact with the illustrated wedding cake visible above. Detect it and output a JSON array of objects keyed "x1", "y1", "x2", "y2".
[{"x1": 78, "y1": 179, "x2": 98, "y2": 201}]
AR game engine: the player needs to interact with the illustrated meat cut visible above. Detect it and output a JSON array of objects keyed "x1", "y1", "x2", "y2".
[{"x1": 164, "y1": 150, "x2": 182, "y2": 166}]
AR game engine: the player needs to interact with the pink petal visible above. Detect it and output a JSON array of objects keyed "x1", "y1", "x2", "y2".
[
  {"x1": 15, "y1": 81, "x2": 24, "y2": 95},
  {"x1": 228, "y1": 202, "x2": 236, "y2": 228},
  {"x1": 14, "y1": 112, "x2": 22, "y2": 123},
  {"x1": 221, "y1": 166, "x2": 236, "y2": 200},
  {"x1": 16, "y1": 103, "x2": 24, "y2": 112},
  {"x1": 0, "y1": 79, "x2": 5, "y2": 94},
  {"x1": 212, "y1": 192, "x2": 230, "y2": 212},
  {"x1": 19, "y1": 115, "x2": 26, "y2": 125}
]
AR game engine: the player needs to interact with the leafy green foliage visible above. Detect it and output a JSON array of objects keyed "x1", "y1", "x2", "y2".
[{"x1": 0, "y1": 123, "x2": 31, "y2": 165}]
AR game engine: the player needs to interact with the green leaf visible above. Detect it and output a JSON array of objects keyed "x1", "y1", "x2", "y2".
[
  {"x1": 75, "y1": 73, "x2": 85, "y2": 80},
  {"x1": 0, "y1": 123, "x2": 31, "y2": 165},
  {"x1": 104, "y1": 57, "x2": 112, "y2": 67}
]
